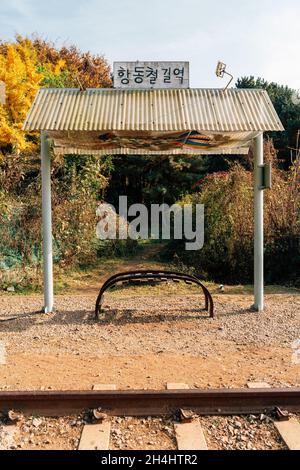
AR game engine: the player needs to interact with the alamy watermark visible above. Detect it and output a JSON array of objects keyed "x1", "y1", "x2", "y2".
[{"x1": 96, "y1": 196, "x2": 204, "y2": 251}]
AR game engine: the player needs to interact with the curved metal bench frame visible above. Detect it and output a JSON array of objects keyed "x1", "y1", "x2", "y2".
[{"x1": 95, "y1": 270, "x2": 214, "y2": 319}]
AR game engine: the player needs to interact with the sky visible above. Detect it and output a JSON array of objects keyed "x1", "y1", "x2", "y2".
[{"x1": 0, "y1": 0, "x2": 299, "y2": 90}]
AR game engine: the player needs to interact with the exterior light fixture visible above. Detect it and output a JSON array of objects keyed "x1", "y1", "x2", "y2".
[{"x1": 215, "y1": 61, "x2": 233, "y2": 90}]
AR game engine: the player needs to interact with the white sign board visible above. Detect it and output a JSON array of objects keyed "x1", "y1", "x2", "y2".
[{"x1": 113, "y1": 62, "x2": 189, "y2": 89}]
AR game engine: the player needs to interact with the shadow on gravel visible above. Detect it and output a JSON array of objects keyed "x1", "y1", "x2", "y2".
[
  {"x1": 0, "y1": 303, "x2": 254, "y2": 332},
  {"x1": 97, "y1": 308, "x2": 210, "y2": 325}
]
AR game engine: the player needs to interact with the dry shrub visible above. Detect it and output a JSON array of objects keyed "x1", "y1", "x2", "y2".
[
  {"x1": 33, "y1": 37, "x2": 112, "y2": 89},
  {"x1": 172, "y1": 141, "x2": 300, "y2": 285},
  {"x1": 0, "y1": 153, "x2": 114, "y2": 289}
]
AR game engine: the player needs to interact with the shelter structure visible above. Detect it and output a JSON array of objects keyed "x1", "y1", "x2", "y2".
[{"x1": 23, "y1": 87, "x2": 284, "y2": 314}]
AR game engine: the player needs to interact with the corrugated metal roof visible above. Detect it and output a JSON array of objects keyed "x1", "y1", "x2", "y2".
[{"x1": 23, "y1": 88, "x2": 284, "y2": 133}]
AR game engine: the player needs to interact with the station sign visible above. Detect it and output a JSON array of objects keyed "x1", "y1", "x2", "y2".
[{"x1": 113, "y1": 61, "x2": 189, "y2": 89}]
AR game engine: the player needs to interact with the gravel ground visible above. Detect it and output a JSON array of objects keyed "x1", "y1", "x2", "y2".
[
  {"x1": 0, "y1": 415, "x2": 81, "y2": 450},
  {"x1": 200, "y1": 415, "x2": 288, "y2": 450},
  {"x1": 0, "y1": 291, "x2": 299, "y2": 390},
  {"x1": 0, "y1": 260, "x2": 299, "y2": 450},
  {"x1": 1, "y1": 412, "x2": 296, "y2": 450},
  {"x1": 0, "y1": 293, "x2": 299, "y2": 354},
  {"x1": 110, "y1": 416, "x2": 176, "y2": 450}
]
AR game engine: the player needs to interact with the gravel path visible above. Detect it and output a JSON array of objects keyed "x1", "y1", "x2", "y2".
[
  {"x1": 0, "y1": 291, "x2": 299, "y2": 390},
  {"x1": 0, "y1": 293, "x2": 299, "y2": 355}
]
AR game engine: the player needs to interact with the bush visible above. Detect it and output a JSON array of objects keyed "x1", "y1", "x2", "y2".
[
  {"x1": 166, "y1": 141, "x2": 300, "y2": 285},
  {"x1": 0, "y1": 152, "x2": 114, "y2": 288}
]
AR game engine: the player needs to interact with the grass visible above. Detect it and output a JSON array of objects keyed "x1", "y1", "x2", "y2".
[
  {"x1": 2, "y1": 262, "x2": 299, "y2": 298},
  {"x1": 0, "y1": 240, "x2": 299, "y2": 297}
]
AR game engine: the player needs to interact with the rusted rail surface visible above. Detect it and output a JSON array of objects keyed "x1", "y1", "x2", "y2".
[
  {"x1": 95, "y1": 270, "x2": 214, "y2": 319},
  {"x1": 0, "y1": 388, "x2": 299, "y2": 417}
]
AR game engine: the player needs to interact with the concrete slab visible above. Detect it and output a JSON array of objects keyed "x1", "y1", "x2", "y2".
[
  {"x1": 167, "y1": 383, "x2": 189, "y2": 390},
  {"x1": 174, "y1": 421, "x2": 208, "y2": 450},
  {"x1": 275, "y1": 418, "x2": 300, "y2": 450}
]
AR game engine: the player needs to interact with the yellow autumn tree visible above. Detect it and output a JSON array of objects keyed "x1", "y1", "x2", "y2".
[
  {"x1": 0, "y1": 37, "x2": 42, "y2": 153},
  {"x1": 0, "y1": 35, "x2": 111, "y2": 156}
]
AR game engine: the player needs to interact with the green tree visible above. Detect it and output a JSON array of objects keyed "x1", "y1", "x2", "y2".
[
  {"x1": 105, "y1": 154, "x2": 208, "y2": 208},
  {"x1": 236, "y1": 76, "x2": 300, "y2": 166}
]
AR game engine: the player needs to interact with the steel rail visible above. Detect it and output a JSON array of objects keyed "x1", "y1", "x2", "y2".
[
  {"x1": 95, "y1": 270, "x2": 214, "y2": 319},
  {"x1": 0, "y1": 388, "x2": 299, "y2": 417}
]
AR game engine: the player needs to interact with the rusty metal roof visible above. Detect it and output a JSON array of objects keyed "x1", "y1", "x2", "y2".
[{"x1": 23, "y1": 88, "x2": 284, "y2": 133}]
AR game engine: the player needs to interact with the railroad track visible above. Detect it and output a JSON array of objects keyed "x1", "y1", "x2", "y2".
[
  {"x1": 1, "y1": 385, "x2": 300, "y2": 450},
  {"x1": 1, "y1": 387, "x2": 300, "y2": 417}
]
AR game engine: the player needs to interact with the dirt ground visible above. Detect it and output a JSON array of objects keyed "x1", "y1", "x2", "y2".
[{"x1": 0, "y1": 284, "x2": 299, "y2": 390}]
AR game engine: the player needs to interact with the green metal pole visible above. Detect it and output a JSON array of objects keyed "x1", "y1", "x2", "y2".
[
  {"x1": 254, "y1": 133, "x2": 264, "y2": 311},
  {"x1": 41, "y1": 131, "x2": 54, "y2": 313}
]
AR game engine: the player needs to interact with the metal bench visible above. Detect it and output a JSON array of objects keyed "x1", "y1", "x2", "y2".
[{"x1": 95, "y1": 270, "x2": 214, "y2": 319}]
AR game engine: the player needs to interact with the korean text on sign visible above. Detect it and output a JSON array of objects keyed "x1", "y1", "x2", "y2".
[{"x1": 113, "y1": 62, "x2": 189, "y2": 89}]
